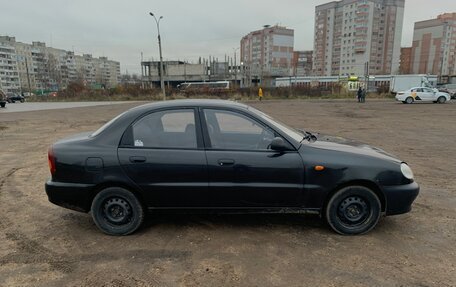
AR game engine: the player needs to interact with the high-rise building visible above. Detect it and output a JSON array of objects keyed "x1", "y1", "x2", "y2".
[
  {"x1": 410, "y1": 13, "x2": 456, "y2": 77},
  {"x1": 0, "y1": 35, "x2": 121, "y2": 93},
  {"x1": 313, "y1": 0, "x2": 405, "y2": 77},
  {"x1": 241, "y1": 25, "x2": 294, "y2": 85}
]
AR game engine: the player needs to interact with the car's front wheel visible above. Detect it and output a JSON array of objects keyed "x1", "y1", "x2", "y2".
[
  {"x1": 91, "y1": 187, "x2": 144, "y2": 236},
  {"x1": 325, "y1": 186, "x2": 381, "y2": 235},
  {"x1": 437, "y1": 96, "x2": 446, "y2": 104}
]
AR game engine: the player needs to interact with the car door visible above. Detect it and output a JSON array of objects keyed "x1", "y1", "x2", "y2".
[
  {"x1": 118, "y1": 108, "x2": 210, "y2": 207},
  {"x1": 421, "y1": 87, "x2": 436, "y2": 101},
  {"x1": 201, "y1": 108, "x2": 305, "y2": 208}
]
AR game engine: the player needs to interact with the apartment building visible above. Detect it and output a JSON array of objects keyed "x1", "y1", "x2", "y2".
[
  {"x1": 292, "y1": 50, "x2": 313, "y2": 76},
  {"x1": 0, "y1": 36, "x2": 121, "y2": 92},
  {"x1": 94, "y1": 56, "x2": 121, "y2": 88},
  {"x1": 241, "y1": 25, "x2": 294, "y2": 84},
  {"x1": 0, "y1": 36, "x2": 20, "y2": 93},
  {"x1": 410, "y1": 13, "x2": 456, "y2": 77},
  {"x1": 313, "y1": 0, "x2": 405, "y2": 76}
]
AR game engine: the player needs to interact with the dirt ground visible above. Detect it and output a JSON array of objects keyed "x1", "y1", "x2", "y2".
[{"x1": 0, "y1": 99, "x2": 455, "y2": 287}]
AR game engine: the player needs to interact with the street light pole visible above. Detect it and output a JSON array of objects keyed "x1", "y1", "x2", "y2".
[
  {"x1": 233, "y1": 47, "x2": 240, "y2": 88},
  {"x1": 149, "y1": 12, "x2": 166, "y2": 101}
]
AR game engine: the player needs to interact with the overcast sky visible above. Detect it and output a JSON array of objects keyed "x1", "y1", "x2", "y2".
[{"x1": 1, "y1": 0, "x2": 455, "y2": 74}]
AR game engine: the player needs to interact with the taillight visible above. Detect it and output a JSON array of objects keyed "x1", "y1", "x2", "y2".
[{"x1": 48, "y1": 146, "x2": 56, "y2": 176}]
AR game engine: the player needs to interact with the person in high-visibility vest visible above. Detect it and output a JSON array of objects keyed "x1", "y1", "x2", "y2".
[{"x1": 258, "y1": 87, "x2": 263, "y2": 101}]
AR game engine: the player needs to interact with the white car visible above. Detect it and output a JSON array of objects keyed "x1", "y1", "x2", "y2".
[{"x1": 396, "y1": 87, "x2": 451, "y2": 104}]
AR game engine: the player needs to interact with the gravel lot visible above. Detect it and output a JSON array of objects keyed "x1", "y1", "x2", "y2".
[{"x1": 0, "y1": 99, "x2": 455, "y2": 287}]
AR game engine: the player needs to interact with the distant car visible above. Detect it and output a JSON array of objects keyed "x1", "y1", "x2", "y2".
[
  {"x1": 46, "y1": 100, "x2": 419, "y2": 236},
  {"x1": 438, "y1": 84, "x2": 456, "y2": 99},
  {"x1": 395, "y1": 87, "x2": 450, "y2": 104},
  {"x1": 6, "y1": 93, "x2": 25, "y2": 103},
  {"x1": 0, "y1": 90, "x2": 6, "y2": 108}
]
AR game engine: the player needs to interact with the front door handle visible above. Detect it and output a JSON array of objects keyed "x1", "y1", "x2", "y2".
[
  {"x1": 129, "y1": 156, "x2": 146, "y2": 163},
  {"x1": 218, "y1": 159, "x2": 235, "y2": 166}
]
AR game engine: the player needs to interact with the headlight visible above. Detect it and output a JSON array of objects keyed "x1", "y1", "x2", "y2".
[{"x1": 401, "y1": 163, "x2": 414, "y2": 180}]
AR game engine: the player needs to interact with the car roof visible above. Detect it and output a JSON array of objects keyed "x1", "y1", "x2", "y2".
[{"x1": 129, "y1": 99, "x2": 249, "y2": 113}]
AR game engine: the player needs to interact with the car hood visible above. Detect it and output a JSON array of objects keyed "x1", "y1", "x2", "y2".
[{"x1": 308, "y1": 133, "x2": 401, "y2": 163}]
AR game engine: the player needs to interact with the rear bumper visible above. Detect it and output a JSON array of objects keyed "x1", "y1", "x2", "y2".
[
  {"x1": 383, "y1": 181, "x2": 420, "y2": 216},
  {"x1": 45, "y1": 180, "x2": 95, "y2": 212}
]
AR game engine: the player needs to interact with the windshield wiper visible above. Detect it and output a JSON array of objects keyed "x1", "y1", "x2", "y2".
[{"x1": 299, "y1": 129, "x2": 317, "y2": 142}]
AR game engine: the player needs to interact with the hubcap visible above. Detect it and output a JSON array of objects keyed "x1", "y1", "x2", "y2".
[
  {"x1": 337, "y1": 196, "x2": 369, "y2": 225},
  {"x1": 102, "y1": 197, "x2": 132, "y2": 225}
]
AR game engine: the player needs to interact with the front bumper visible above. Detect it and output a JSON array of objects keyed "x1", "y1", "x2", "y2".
[
  {"x1": 383, "y1": 181, "x2": 420, "y2": 216},
  {"x1": 45, "y1": 180, "x2": 95, "y2": 212}
]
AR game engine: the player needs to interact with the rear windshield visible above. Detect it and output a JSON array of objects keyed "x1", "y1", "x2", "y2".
[{"x1": 90, "y1": 111, "x2": 127, "y2": 137}]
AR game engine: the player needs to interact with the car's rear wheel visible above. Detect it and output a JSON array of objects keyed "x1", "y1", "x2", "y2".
[
  {"x1": 405, "y1": 97, "x2": 413, "y2": 104},
  {"x1": 437, "y1": 96, "x2": 446, "y2": 104},
  {"x1": 325, "y1": 186, "x2": 381, "y2": 235},
  {"x1": 0, "y1": 102, "x2": 5, "y2": 108},
  {"x1": 91, "y1": 187, "x2": 144, "y2": 236}
]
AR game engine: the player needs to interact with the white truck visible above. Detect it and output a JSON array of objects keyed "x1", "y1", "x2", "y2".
[{"x1": 390, "y1": 74, "x2": 438, "y2": 94}]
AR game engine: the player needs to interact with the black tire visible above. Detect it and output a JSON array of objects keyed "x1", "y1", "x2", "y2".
[
  {"x1": 437, "y1": 96, "x2": 446, "y2": 104},
  {"x1": 405, "y1": 97, "x2": 413, "y2": 104},
  {"x1": 20, "y1": 99, "x2": 24, "y2": 103},
  {"x1": 0, "y1": 102, "x2": 5, "y2": 108},
  {"x1": 325, "y1": 186, "x2": 381, "y2": 235},
  {"x1": 91, "y1": 187, "x2": 144, "y2": 236}
]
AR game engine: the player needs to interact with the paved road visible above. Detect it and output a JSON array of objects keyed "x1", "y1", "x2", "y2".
[{"x1": 0, "y1": 101, "x2": 139, "y2": 113}]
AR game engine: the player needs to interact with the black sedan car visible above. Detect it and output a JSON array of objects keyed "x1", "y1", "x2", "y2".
[
  {"x1": 45, "y1": 100, "x2": 419, "y2": 235},
  {"x1": 6, "y1": 93, "x2": 25, "y2": 103}
]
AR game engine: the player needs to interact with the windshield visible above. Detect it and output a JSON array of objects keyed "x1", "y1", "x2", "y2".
[
  {"x1": 90, "y1": 111, "x2": 127, "y2": 137},
  {"x1": 248, "y1": 106, "x2": 304, "y2": 142}
]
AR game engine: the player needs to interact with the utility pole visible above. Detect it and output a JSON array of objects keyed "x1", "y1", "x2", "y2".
[
  {"x1": 149, "y1": 12, "x2": 166, "y2": 100},
  {"x1": 365, "y1": 61, "x2": 369, "y2": 92}
]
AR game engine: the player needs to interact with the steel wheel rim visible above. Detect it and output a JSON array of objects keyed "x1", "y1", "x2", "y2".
[
  {"x1": 102, "y1": 197, "x2": 132, "y2": 225},
  {"x1": 337, "y1": 196, "x2": 370, "y2": 226}
]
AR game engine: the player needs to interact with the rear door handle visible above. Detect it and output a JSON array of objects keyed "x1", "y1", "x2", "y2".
[
  {"x1": 218, "y1": 159, "x2": 235, "y2": 166},
  {"x1": 129, "y1": 156, "x2": 146, "y2": 163}
]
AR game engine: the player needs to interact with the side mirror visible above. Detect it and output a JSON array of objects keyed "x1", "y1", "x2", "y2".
[{"x1": 270, "y1": 137, "x2": 288, "y2": 151}]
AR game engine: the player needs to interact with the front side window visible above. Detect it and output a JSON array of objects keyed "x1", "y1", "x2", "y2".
[
  {"x1": 132, "y1": 109, "x2": 197, "y2": 149},
  {"x1": 204, "y1": 109, "x2": 274, "y2": 150}
]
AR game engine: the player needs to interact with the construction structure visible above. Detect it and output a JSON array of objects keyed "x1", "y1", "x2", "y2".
[
  {"x1": 313, "y1": 0, "x2": 405, "y2": 77},
  {"x1": 410, "y1": 13, "x2": 456, "y2": 82},
  {"x1": 141, "y1": 59, "x2": 241, "y2": 88}
]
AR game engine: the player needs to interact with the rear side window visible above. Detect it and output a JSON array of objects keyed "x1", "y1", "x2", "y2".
[{"x1": 132, "y1": 109, "x2": 197, "y2": 149}]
